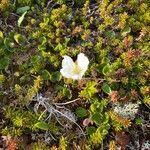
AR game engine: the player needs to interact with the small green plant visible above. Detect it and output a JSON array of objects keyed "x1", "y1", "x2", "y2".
[
  {"x1": 86, "y1": 99, "x2": 110, "y2": 145},
  {"x1": 80, "y1": 81, "x2": 98, "y2": 99},
  {"x1": 59, "y1": 136, "x2": 68, "y2": 150}
]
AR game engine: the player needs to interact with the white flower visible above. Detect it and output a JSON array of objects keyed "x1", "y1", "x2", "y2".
[{"x1": 60, "y1": 53, "x2": 89, "y2": 80}]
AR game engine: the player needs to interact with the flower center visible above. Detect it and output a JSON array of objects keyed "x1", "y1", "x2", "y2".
[{"x1": 72, "y1": 63, "x2": 81, "y2": 74}]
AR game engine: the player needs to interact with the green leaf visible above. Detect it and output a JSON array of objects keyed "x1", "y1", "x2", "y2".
[
  {"x1": 14, "y1": 34, "x2": 24, "y2": 44},
  {"x1": 0, "y1": 57, "x2": 10, "y2": 70},
  {"x1": 75, "y1": 107, "x2": 87, "y2": 118},
  {"x1": 104, "y1": 30, "x2": 115, "y2": 38},
  {"x1": 16, "y1": 6, "x2": 30, "y2": 14},
  {"x1": 102, "y1": 83, "x2": 111, "y2": 94},
  {"x1": 34, "y1": 121, "x2": 49, "y2": 130},
  {"x1": 86, "y1": 126, "x2": 96, "y2": 135},
  {"x1": 18, "y1": 11, "x2": 27, "y2": 27},
  {"x1": 41, "y1": 70, "x2": 51, "y2": 80},
  {"x1": 135, "y1": 118, "x2": 142, "y2": 125},
  {"x1": 4, "y1": 38, "x2": 13, "y2": 49},
  {"x1": 103, "y1": 112, "x2": 110, "y2": 124},
  {"x1": 101, "y1": 57, "x2": 110, "y2": 65},
  {"x1": 63, "y1": 88, "x2": 72, "y2": 99},
  {"x1": 90, "y1": 101, "x2": 101, "y2": 113},
  {"x1": 54, "y1": 43, "x2": 63, "y2": 52},
  {"x1": 50, "y1": 71, "x2": 62, "y2": 82},
  {"x1": 102, "y1": 65, "x2": 110, "y2": 75},
  {"x1": 80, "y1": 81, "x2": 97, "y2": 99},
  {"x1": 0, "y1": 31, "x2": 3, "y2": 39},
  {"x1": 4, "y1": 38, "x2": 9, "y2": 49},
  {"x1": 39, "y1": 36, "x2": 47, "y2": 45},
  {"x1": 90, "y1": 99, "x2": 108, "y2": 115},
  {"x1": 0, "y1": 74, "x2": 5, "y2": 84},
  {"x1": 121, "y1": 26, "x2": 131, "y2": 37},
  {"x1": 91, "y1": 113, "x2": 102, "y2": 124},
  {"x1": 38, "y1": 44, "x2": 46, "y2": 51}
]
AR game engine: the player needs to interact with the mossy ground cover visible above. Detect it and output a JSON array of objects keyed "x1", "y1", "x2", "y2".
[{"x1": 0, "y1": 0, "x2": 150, "y2": 149}]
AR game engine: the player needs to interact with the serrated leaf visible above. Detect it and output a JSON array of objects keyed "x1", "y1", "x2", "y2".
[
  {"x1": 75, "y1": 107, "x2": 87, "y2": 118},
  {"x1": 18, "y1": 11, "x2": 27, "y2": 27},
  {"x1": 16, "y1": 6, "x2": 30, "y2": 14},
  {"x1": 34, "y1": 121, "x2": 49, "y2": 130},
  {"x1": 91, "y1": 113, "x2": 102, "y2": 124},
  {"x1": 102, "y1": 83, "x2": 111, "y2": 94}
]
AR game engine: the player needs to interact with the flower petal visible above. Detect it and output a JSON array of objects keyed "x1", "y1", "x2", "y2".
[
  {"x1": 60, "y1": 55, "x2": 75, "y2": 78},
  {"x1": 71, "y1": 74, "x2": 82, "y2": 80},
  {"x1": 77, "y1": 53, "x2": 89, "y2": 76},
  {"x1": 60, "y1": 68, "x2": 72, "y2": 79},
  {"x1": 62, "y1": 56, "x2": 74, "y2": 69}
]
